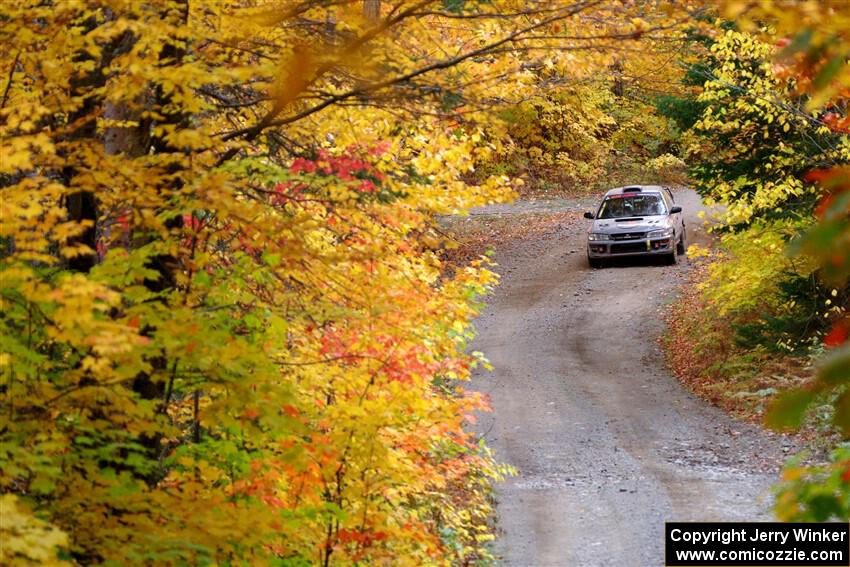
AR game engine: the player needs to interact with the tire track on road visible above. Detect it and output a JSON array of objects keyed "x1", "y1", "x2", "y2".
[{"x1": 468, "y1": 190, "x2": 796, "y2": 567}]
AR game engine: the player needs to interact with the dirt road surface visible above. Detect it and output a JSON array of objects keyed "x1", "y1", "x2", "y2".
[{"x1": 468, "y1": 189, "x2": 797, "y2": 566}]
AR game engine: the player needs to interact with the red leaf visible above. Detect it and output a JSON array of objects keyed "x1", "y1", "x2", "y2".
[{"x1": 825, "y1": 319, "x2": 849, "y2": 348}]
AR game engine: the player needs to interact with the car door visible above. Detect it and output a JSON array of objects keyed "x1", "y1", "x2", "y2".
[{"x1": 661, "y1": 188, "x2": 683, "y2": 239}]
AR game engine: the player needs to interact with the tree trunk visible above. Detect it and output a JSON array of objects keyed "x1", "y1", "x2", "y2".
[
  {"x1": 611, "y1": 59, "x2": 625, "y2": 97},
  {"x1": 363, "y1": 0, "x2": 380, "y2": 22},
  {"x1": 131, "y1": 0, "x2": 192, "y2": 453}
]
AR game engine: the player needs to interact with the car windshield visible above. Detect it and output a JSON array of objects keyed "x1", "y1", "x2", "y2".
[{"x1": 597, "y1": 193, "x2": 665, "y2": 219}]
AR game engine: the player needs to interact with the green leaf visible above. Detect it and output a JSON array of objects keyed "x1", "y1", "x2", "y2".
[
  {"x1": 779, "y1": 29, "x2": 813, "y2": 58},
  {"x1": 819, "y1": 347, "x2": 850, "y2": 386},
  {"x1": 833, "y1": 389, "x2": 850, "y2": 436},
  {"x1": 807, "y1": 494, "x2": 844, "y2": 522},
  {"x1": 29, "y1": 475, "x2": 56, "y2": 494},
  {"x1": 765, "y1": 388, "x2": 817, "y2": 431},
  {"x1": 442, "y1": 0, "x2": 465, "y2": 13},
  {"x1": 262, "y1": 252, "x2": 281, "y2": 267},
  {"x1": 194, "y1": 270, "x2": 211, "y2": 288},
  {"x1": 813, "y1": 53, "x2": 846, "y2": 91}
]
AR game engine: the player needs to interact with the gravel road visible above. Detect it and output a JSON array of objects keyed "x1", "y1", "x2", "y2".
[{"x1": 468, "y1": 189, "x2": 797, "y2": 566}]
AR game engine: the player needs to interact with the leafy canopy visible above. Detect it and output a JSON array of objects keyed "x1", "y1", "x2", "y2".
[{"x1": 0, "y1": 0, "x2": 696, "y2": 564}]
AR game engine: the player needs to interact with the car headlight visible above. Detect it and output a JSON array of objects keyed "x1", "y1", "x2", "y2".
[
  {"x1": 647, "y1": 228, "x2": 674, "y2": 238},
  {"x1": 587, "y1": 233, "x2": 610, "y2": 241}
]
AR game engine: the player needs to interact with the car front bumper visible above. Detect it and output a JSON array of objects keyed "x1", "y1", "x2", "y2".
[{"x1": 587, "y1": 237, "x2": 674, "y2": 258}]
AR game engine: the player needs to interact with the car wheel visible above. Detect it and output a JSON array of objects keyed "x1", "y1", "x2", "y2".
[
  {"x1": 588, "y1": 256, "x2": 604, "y2": 269},
  {"x1": 665, "y1": 251, "x2": 678, "y2": 265},
  {"x1": 676, "y1": 229, "x2": 686, "y2": 255}
]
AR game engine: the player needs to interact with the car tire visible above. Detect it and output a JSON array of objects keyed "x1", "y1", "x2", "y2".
[
  {"x1": 676, "y1": 229, "x2": 686, "y2": 255},
  {"x1": 665, "y1": 251, "x2": 678, "y2": 265},
  {"x1": 588, "y1": 256, "x2": 605, "y2": 269}
]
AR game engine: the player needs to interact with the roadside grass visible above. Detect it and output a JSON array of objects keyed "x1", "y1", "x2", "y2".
[
  {"x1": 664, "y1": 262, "x2": 801, "y2": 419},
  {"x1": 663, "y1": 261, "x2": 839, "y2": 447},
  {"x1": 440, "y1": 211, "x2": 580, "y2": 270}
]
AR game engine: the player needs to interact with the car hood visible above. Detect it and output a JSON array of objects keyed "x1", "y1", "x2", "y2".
[{"x1": 589, "y1": 215, "x2": 671, "y2": 235}]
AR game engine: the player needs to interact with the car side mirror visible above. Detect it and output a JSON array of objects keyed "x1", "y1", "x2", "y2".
[
  {"x1": 670, "y1": 206, "x2": 682, "y2": 214},
  {"x1": 583, "y1": 212, "x2": 595, "y2": 219}
]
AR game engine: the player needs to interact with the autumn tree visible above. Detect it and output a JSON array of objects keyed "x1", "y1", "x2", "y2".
[
  {"x1": 696, "y1": 1, "x2": 850, "y2": 521},
  {"x1": 0, "y1": 0, "x2": 697, "y2": 563},
  {"x1": 687, "y1": 29, "x2": 849, "y2": 226}
]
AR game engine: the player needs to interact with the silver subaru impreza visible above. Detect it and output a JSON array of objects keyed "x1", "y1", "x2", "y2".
[{"x1": 584, "y1": 185, "x2": 685, "y2": 268}]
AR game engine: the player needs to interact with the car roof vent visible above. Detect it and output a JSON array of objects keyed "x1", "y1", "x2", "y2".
[{"x1": 622, "y1": 186, "x2": 642, "y2": 193}]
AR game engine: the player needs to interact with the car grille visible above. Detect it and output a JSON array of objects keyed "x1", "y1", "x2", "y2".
[
  {"x1": 610, "y1": 242, "x2": 649, "y2": 254},
  {"x1": 610, "y1": 232, "x2": 646, "y2": 240}
]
